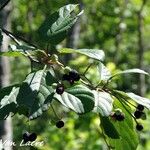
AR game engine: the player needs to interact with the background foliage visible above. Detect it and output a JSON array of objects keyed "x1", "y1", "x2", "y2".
[{"x1": 1, "y1": 0, "x2": 150, "y2": 149}]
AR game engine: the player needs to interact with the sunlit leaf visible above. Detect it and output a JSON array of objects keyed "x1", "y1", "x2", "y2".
[
  {"x1": 38, "y1": 4, "x2": 83, "y2": 45},
  {"x1": 54, "y1": 85, "x2": 95, "y2": 114},
  {"x1": 16, "y1": 67, "x2": 55, "y2": 119},
  {"x1": 98, "y1": 62, "x2": 111, "y2": 81},
  {"x1": 0, "y1": 51, "x2": 23, "y2": 57},
  {"x1": 59, "y1": 48, "x2": 105, "y2": 61},
  {"x1": 92, "y1": 91, "x2": 113, "y2": 116},
  {"x1": 110, "y1": 68, "x2": 149, "y2": 79}
]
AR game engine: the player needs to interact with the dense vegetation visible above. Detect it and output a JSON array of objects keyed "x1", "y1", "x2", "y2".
[{"x1": 0, "y1": 0, "x2": 150, "y2": 150}]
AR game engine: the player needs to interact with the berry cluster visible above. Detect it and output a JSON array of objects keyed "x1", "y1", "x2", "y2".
[
  {"x1": 134, "y1": 104, "x2": 145, "y2": 131},
  {"x1": 62, "y1": 70, "x2": 80, "y2": 85},
  {"x1": 56, "y1": 120, "x2": 64, "y2": 128},
  {"x1": 55, "y1": 69, "x2": 80, "y2": 95},
  {"x1": 111, "y1": 109, "x2": 125, "y2": 121},
  {"x1": 134, "y1": 104, "x2": 145, "y2": 119},
  {"x1": 23, "y1": 132, "x2": 37, "y2": 143}
]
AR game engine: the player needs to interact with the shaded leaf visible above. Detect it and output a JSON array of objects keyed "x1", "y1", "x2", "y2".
[
  {"x1": 100, "y1": 116, "x2": 120, "y2": 139},
  {"x1": 92, "y1": 91, "x2": 113, "y2": 116},
  {"x1": 59, "y1": 48, "x2": 105, "y2": 61},
  {"x1": 16, "y1": 67, "x2": 55, "y2": 119},
  {"x1": 38, "y1": 4, "x2": 83, "y2": 45},
  {"x1": 54, "y1": 85, "x2": 94, "y2": 114},
  {"x1": 0, "y1": 87, "x2": 19, "y2": 120},
  {"x1": 107, "y1": 100, "x2": 138, "y2": 150}
]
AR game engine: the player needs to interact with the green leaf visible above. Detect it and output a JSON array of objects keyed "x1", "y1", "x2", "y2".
[
  {"x1": 0, "y1": 29, "x2": 3, "y2": 46},
  {"x1": 16, "y1": 67, "x2": 55, "y2": 119},
  {"x1": 92, "y1": 91, "x2": 113, "y2": 116},
  {"x1": 54, "y1": 85, "x2": 95, "y2": 114},
  {"x1": 100, "y1": 116, "x2": 120, "y2": 139},
  {"x1": 59, "y1": 48, "x2": 105, "y2": 61},
  {"x1": 126, "y1": 92, "x2": 150, "y2": 109},
  {"x1": 0, "y1": 51, "x2": 23, "y2": 57},
  {"x1": 113, "y1": 90, "x2": 150, "y2": 110},
  {"x1": 110, "y1": 68, "x2": 149, "y2": 79},
  {"x1": 0, "y1": 86, "x2": 19, "y2": 120},
  {"x1": 38, "y1": 4, "x2": 83, "y2": 45},
  {"x1": 98, "y1": 63, "x2": 111, "y2": 81},
  {"x1": 107, "y1": 100, "x2": 139, "y2": 150}
]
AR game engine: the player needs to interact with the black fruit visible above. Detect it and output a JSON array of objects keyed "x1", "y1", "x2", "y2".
[
  {"x1": 115, "y1": 113, "x2": 125, "y2": 121},
  {"x1": 69, "y1": 79, "x2": 74, "y2": 85},
  {"x1": 134, "y1": 110, "x2": 143, "y2": 119},
  {"x1": 29, "y1": 133, "x2": 37, "y2": 142},
  {"x1": 62, "y1": 74, "x2": 70, "y2": 81},
  {"x1": 56, "y1": 120, "x2": 64, "y2": 128},
  {"x1": 23, "y1": 132, "x2": 30, "y2": 143},
  {"x1": 23, "y1": 132, "x2": 37, "y2": 142},
  {"x1": 137, "y1": 104, "x2": 144, "y2": 111},
  {"x1": 56, "y1": 84, "x2": 64, "y2": 95},
  {"x1": 136, "y1": 124, "x2": 143, "y2": 131},
  {"x1": 69, "y1": 70, "x2": 80, "y2": 81}
]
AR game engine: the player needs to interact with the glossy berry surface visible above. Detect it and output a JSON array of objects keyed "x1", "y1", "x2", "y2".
[
  {"x1": 116, "y1": 113, "x2": 125, "y2": 121},
  {"x1": 62, "y1": 74, "x2": 70, "y2": 81},
  {"x1": 134, "y1": 110, "x2": 143, "y2": 119},
  {"x1": 23, "y1": 132, "x2": 30, "y2": 143},
  {"x1": 56, "y1": 120, "x2": 64, "y2": 128},
  {"x1": 29, "y1": 133, "x2": 37, "y2": 142},
  {"x1": 136, "y1": 124, "x2": 143, "y2": 131},
  {"x1": 69, "y1": 70, "x2": 80, "y2": 81},
  {"x1": 137, "y1": 104, "x2": 144, "y2": 111},
  {"x1": 56, "y1": 84, "x2": 64, "y2": 95}
]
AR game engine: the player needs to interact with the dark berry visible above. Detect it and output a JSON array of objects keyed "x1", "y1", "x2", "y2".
[
  {"x1": 56, "y1": 120, "x2": 64, "y2": 128},
  {"x1": 137, "y1": 104, "x2": 144, "y2": 111},
  {"x1": 56, "y1": 84, "x2": 64, "y2": 95},
  {"x1": 69, "y1": 79, "x2": 74, "y2": 85},
  {"x1": 29, "y1": 133, "x2": 37, "y2": 142},
  {"x1": 69, "y1": 70, "x2": 80, "y2": 81},
  {"x1": 115, "y1": 113, "x2": 125, "y2": 121},
  {"x1": 62, "y1": 74, "x2": 70, "y2": 81},
  {"x1": 134, "y1": 110, "x2": 143, "y2": 119},
  {"x1": 23, "y1": 132, "x2": 30, "y2": 143},
  {"x1": 136, "y1": 124, "x2": 143, "y2": 131}
]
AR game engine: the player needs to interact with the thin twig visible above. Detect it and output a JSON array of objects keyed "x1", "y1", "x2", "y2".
[
  {"x1": 0, "y1": 0, "x2": 11, "y2": 12},
  {"x1": 50, "y1": 104, "x2": 60, "y2": 120},
  {"x1": 82, "y1": 63, "x2": 93, "y2": 76},
  {"x1": 1, "y1": 28, "x2": 39, "y2": 62},
  {"x1": 1, "y1": 28, "x2": 38, "y2": 48},
  {"x1": 115, "y1": 95, "x2": 138, "y2": 124}
]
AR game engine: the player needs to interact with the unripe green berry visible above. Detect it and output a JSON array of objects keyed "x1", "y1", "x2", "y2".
[
  {"x1": 51, "y1": 54, "x2": 59, "y2": 62},
  {"x1": 64, "y1": 66, "x2": 72, "y2": 74},
  {"x1": 52, "y1": 83, "x2": 57, "y2": 89},
  {"x1": 114, "y1": 108, "x2": 122, "y2": 115}
]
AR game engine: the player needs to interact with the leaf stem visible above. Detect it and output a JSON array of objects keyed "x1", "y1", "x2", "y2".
[
  {"x1": 1, "y1": 28, "x2": 38, "y2": 48},
  {"x1": 82, "y1": 63, "x2": 93, "y2": 76},
  {"x1": 50, "y1": 104, "x2": 60, "y2": 120}
]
